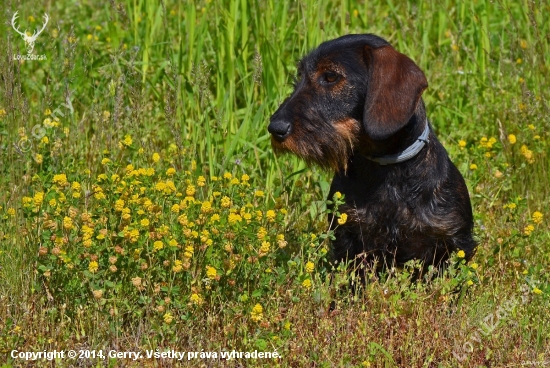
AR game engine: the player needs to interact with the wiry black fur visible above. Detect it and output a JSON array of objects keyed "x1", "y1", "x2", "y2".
[{"x1": 269, "y1": 34, "x2": 476, "y2": 275}]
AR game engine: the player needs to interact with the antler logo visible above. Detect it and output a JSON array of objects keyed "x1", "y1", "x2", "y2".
[{"x1": 11, "y1": 11, "x2": 49, "y2": 54}]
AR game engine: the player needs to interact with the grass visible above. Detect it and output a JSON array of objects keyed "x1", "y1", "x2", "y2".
[{"x1": 0, "y1": 0, "x2": 549, "y2": 366}]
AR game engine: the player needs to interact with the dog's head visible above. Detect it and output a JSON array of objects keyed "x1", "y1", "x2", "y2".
[{"x1": 268, "y1": 34, "x2": 428, "y2": 171}]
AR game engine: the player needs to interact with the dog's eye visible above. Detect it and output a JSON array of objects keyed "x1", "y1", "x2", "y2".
[{"x1": 320, "y1": 71, "x2": 340, "y2": 84}]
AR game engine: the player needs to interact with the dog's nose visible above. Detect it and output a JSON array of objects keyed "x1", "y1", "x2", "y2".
[{"x1": 268, "y1": 118, "x2": 292, "y2": 141}]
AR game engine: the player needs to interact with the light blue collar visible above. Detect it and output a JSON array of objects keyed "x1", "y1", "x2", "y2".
[{"x1": 366, "y1": 121, "x2": 430, "y2": 165}]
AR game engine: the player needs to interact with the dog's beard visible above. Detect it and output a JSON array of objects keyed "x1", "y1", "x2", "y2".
[{"x1": 270, "y1": 119, "x2": 360, "y2": 172}]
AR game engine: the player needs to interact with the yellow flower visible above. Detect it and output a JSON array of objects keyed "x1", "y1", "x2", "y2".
[
  {"x1": 186, "y1": 185, "x2": 196, "y2": 197},
  {"x1": 183, "y1": 245, "x2": 194, "y2": 259},
  {"x1": 258, "y1": 241, "x2": 271, "y2": 257},
  {"x1": 223, "y1": 172, "x2": 232, "y2": 180},
  {"x1": 34, "y1": 153, "x2": 43, "y2": 164},
  {"x1": 527, "y1": 124, "x2": 535, "y2": 130},
  {"x1": 520, "y1": 145, "x2": 534, "y2": 163},
  {"x1": 458, "y1": 140, "x2": 467, "y2": 148},
  {"x1": 166, "y1": 168, "x2": 176, "y2": 176},
  {"x1": 277, "y1": 234, "x2": 287, "y2": 248},
  {"x1": 88, "y1": 261, "x2": 99, "y2": 273},
  {"x1": 163, "y1": 312, "x2": 174, "y2": 324},
  {"x1": 266, "y1": 210, "x2": 276, "y2": 222},
  {"x1": 533, "y1": 288, "x2": 542, "y2": 295},
  {"x1": 197, "y1": 176, "x2": 206, "y2": 187},
  {"x1": 206, "y1": 266, "x2": 217, "y2": 279},
  {"x1": 171, "y1": 204, "x2": 180, "y2": 213},
  {"x1": 190, "y1": 293, "x2": 203, "y2": 305},
  {"x1": 7, "y1": 207, "x2": 16, "y2": 216},
  {"x1": 172, "y1": 260, "x2": 183, "y2": 273},
  {"x1": 302, "y1": 279, "x2": 312, "y2": 289},
  {"x1": 470, "y1": 263, "x2": 478, "y2": 270},
  {"x1": 250, "y1": 303, "x2": 263, "y2": 322},
  {"x1": 469, "y1": 164, "x2": 478, "y2": 170},
  {"x1": 63, "y1": 216, "x2": 73, "y2": 230},
  {"x1": 532, "y1": 211, "x2": 543, "y2": 225},
  {"x1": 305, "y1": 261, "x2": 314, "y2": 273},
  {"x1": 467, "y1": 280, "x2": 474, "y2": 286},
  {"x1": 228, "y1": 213, "x2": 242, "y2": 224},
  {"x1": 254, "y1": 190, "x2": 264, "y2": 197},
  {"x1": 334, "y1": 191, "x2": 342, "y2": 199},
  {"x1": 33, "y1": 192, "x2": 44, "y2": 206},
  {"x1": 523, "y1": 224, "x2": 535, "y2": 236},
  {"x1": 201, "y1": 201, "x2": 212, "y2": 213},
  {"x1": 101, "y1": 158, "x2": 111, "y2": 165},
  {"x1": 153, "y1": 241, "x2": 164, "y2": 251},
  {"x1": 221, "y1": 196, "x2": 231, "y2": 208},
  {"x1": 152, "y1": 152, "x2": 160, "y2": 163},
  {"x1": 257, "y1": 227, "x2": 267, "y2": 240},
  {"x1": 337, "y1": 213, "x2": 348, "y2": 225},
  {"x1": 140, "y1": 218, "x2": 150, "y2": 227},
  {"x1": 508, "y1": 134, "x2": 517, "y2": 145},
  {"x1": 52, "y1": 173, "x2": 68, "y2": 187},
  {"x1": 457, "y1": 250, "x2": 466, "y2": 258}
]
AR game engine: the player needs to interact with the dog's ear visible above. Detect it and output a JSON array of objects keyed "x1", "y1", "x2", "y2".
[{"x1": 363, "y1": 45, "x2": 428, "y2": 140}]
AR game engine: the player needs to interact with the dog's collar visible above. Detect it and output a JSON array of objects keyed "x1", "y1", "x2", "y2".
[{"x1": 366, "y1": 120, "x2": 430, "y2": 165}]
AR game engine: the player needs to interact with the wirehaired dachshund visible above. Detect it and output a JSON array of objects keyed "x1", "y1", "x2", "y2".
[{"x1": 268, "y1": 34, "x2": 476, "y2": 276}]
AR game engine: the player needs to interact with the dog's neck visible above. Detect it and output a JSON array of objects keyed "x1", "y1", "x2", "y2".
[{"x1": 357, "y1": 102, "x2": 429, "y2": 161}]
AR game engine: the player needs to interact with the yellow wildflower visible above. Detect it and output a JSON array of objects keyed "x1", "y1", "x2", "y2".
[
  {"x1": 63, "y1": 216, "x2": 73, "y2": 230},
  {"x1": 206, "y1": 266, "x2": 217, "y2": 279},
  {"x1": 52, "y1": 174, "x2": 68, "y2": 187},
  {"x1": 190, "y1": 293, "x2": 203, "y2": 305},
  {"x1": 532, "y1": 211, "x2": 543, "y2": 225},
  {"x1": 152, "y1": 152, "x2": 160, "y2": 163},
  {"x1": 172, "y1": 260, "x2": 183, "y2": 273},
  {"x1": 88, "y1": 261, "x2": 99, "y2": 273},
  {"x1": 186, "y1": 185, "x2": 196, "y2": 197},
  {"x1": 508, "y1": 134, "x2": 516, "y2": 144},
  {"x1": 250, "y1": 303, "x2": 263, "y2": 322},
  {"x1": 523, "y1": 224, "x2": 535, "y2": 236},
  {"x1": 457, "y1": 250, "x2": 466, "y2": 258},
  {"x1": 266, "y1": 210, "x2": 276, "y2": 222},
  {"x1": 302, "y1": 279, "x2": 312, "y2": 289},
  {"x1": 533, "y1": 288, "x2": 543, "y2": 295},
  {"x1": 305, "y1": 261, "x2": 314, "y2": 273},
  {"x1": 458, "y1": 140, "x2": 466, "y2": 148},
  {"x1": 257, "y1": 227, "x2": 267, "y2": 240},
  {"x1": 254, "y1": 190, "x2": 264, "y2": 197},
  {"x1": 338, "y1": 213, "x2": 348, "y2": 225},
  {"x1": 153, "y1": 241, "x2": 164, "y2": 251},
  {"x1": 258, "y1": 241, "x2": 270, "y2": 257},
  {"x1": 163, "y1": 312, "x2": 174, "y2": 324},
  {"x1": 221, "y1": 196, "x2": 231, "y2": 208}
]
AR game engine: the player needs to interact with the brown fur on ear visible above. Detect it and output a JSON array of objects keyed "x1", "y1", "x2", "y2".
[{"x1": 363, "y1": 45, "x2": 428, "y2": 140}]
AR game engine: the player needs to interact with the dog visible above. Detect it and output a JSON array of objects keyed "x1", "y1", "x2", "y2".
[{"x1": 268, "y1": 34, "x2": 476, "y2": 276}]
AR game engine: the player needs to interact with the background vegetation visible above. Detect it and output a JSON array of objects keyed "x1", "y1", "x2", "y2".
[{"x1": 1, "y1": 0, "x2": 549, "y2": 366}]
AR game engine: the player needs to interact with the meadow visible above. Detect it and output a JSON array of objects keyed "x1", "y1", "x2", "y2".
[{"x1": 0, "y1": 0, "x2": 549, "y2": 366}]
